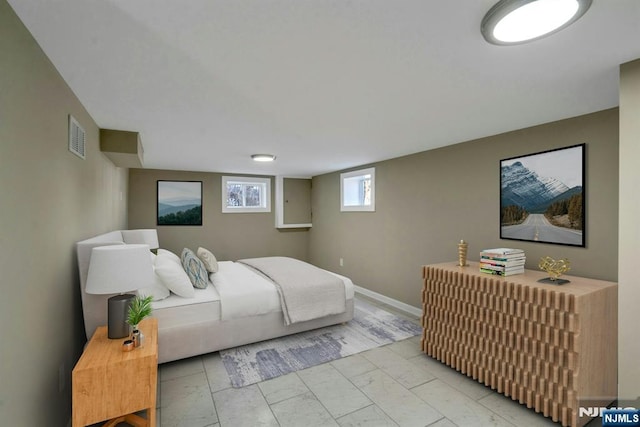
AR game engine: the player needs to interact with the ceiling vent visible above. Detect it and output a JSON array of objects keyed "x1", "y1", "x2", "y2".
[{"x1": 68, "y1": 114, "x2": 86, "y2": 159}]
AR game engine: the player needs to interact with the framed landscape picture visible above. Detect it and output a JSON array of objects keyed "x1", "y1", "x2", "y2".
[
  {"x1": 500, "y1": 144, "x2": 585, "y2": 247},
  {"x1": 157, "y1": 180, "x2": 203, "y2": 226}
]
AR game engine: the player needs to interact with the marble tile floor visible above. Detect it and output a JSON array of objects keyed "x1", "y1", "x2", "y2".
[{"x1": 113, "y1": 296, "x2": 593, "y2": 427}]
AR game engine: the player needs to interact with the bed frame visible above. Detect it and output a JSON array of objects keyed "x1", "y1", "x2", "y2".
[{"x1": 76, "y1": 230, "x2": 354, "y2": 364}]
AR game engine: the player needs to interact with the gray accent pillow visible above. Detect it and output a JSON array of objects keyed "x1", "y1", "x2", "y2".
[
  {"x1": 181, "y1": 248, "x2": 208, "y2": 289},
  {"x1": 197, "y1": 247, "x2": 219, "y2": 273}
]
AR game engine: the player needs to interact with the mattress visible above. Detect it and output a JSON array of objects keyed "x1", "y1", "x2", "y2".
[
  {"x1": 150, "y1": 260, "x2": 355, "y2": 326},
  {"x1": 151, "y1": 281, "x2": 221, "y2": 328}
]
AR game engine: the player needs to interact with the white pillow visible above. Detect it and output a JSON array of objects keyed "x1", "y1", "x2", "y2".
[
  {"x1": 197, "y1": 247, "x2": 219, "y2": 273},
  {"x1": 157, "y1": 248, "x2": 181, "y2": 265},
  {"x1": 137, "y1": 268, "x2": 170, "y2": 301},
  {"x1": 154, "y1": 255, "x2": 195, "y2": 298}
]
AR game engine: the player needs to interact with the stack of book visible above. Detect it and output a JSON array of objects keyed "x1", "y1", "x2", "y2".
[{"x1": 479, "y1": 248, "x2": 525, "y2": 276}]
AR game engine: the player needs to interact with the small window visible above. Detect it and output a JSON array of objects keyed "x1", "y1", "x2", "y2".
[
  {"x1": 341, "y1": 167, "x2": 375, "y2": 212},
  {"x1": 222, "y1": 176, "x2": 271, "y2": 213}
]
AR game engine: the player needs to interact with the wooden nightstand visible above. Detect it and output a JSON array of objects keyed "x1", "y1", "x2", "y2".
[{"x1": 72, "y1": 317, "x2": 158, "y2": 427}]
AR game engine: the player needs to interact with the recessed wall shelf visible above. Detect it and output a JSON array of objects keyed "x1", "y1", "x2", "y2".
[{"x1": 275, "y1": 176, "x2": 312, "y2": 229}]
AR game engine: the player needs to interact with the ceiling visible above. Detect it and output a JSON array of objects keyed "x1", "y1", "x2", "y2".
[{"x1": 8, "y1": 1, "x2": 640, "y2": 177}]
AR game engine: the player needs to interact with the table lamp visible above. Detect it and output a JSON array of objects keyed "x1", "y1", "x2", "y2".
[{"x1": 85, "y1": 244, "x2": 154, "y2": 339}]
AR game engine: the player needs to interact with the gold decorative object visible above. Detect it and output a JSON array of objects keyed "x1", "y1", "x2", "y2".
[
  {"x1": 122, "y1": 339, "x2": 134, "y2": 352},
  {"x1": 457, "y1": 240, "x2": 468, "y2": 267},
  {"x1": 538, "y1": 256, "x2": 571, "y2": 283}
]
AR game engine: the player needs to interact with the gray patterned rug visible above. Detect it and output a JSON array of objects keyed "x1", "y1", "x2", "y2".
[{"x1": 220, "y1": 299, "x2": 422, "y2": 387}]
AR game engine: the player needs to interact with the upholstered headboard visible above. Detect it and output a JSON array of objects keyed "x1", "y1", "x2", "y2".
[{"x1": 76, "y1": 229, "x2": 158, "y2": 340}]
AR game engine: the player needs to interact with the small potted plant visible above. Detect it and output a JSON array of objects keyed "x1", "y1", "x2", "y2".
[{"x1": 127, "y1": 295, "x2": 153, "y2": 347}]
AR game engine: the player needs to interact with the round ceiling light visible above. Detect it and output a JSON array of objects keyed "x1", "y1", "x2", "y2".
[
  {"x1": 251, "y1": 154, "x2": 276, "y2": 162},
  {"x1": 481, "y1": 0, "x2": 592, "y2": 45}
]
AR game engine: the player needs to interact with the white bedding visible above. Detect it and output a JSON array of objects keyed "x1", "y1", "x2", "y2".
[
  {"x1": 212, "y1": 261, "x2": 282, "y2": 320},
  {"x1": 77, "y1": 230, "x2": 356, "y2": 364},
  {"x1": 151, "y1": 260, "x2": 355, "y2": 322},
  {"x1": 151, "y1": 280, "x2": 221, "y2": 309},
  {"x1": 150, "y1": 281, "x2": 221, "y2": 328},
  {"x1": 239, "y1": 257, "x2": 347, "y2": 325}
]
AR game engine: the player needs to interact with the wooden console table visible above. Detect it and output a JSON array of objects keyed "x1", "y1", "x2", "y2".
[
  {"x1": 421, "y1": 262, "x2": 617, "y2": 427},
  {"x1": 72, "y1": 317, "x2": 158, "y2": 427}
]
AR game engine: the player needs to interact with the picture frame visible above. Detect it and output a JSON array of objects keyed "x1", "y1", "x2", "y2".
[
  {"x1": 500, "y1": 144, "x2": 585, "y2": 247},
  {"x1": 157, "y1": 180, "x2": 203, "y2": 226}
]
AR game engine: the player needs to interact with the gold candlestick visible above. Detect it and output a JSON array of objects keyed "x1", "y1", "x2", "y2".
[{"x1": 458, "y1": 240, "x2": 468, "y2": 267}]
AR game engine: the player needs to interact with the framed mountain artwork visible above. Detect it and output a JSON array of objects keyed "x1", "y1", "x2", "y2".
[
  {"x1": 500, "y1": 144, "x2": 585, "y2": 247},
  {"x1": 157, "y1": 180, "x2": 203, "y2": 226}
]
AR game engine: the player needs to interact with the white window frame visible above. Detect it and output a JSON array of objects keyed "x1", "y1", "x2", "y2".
[
  {"x1": 222, "y1": 176, "x2": 271, "y2": 213},
  {"x1": 340, "y1": 167, "x2": 375, "y2": 212}
]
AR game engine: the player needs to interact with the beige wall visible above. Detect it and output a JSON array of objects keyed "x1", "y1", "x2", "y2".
[
  {"x1": 0, "y1": 1, "x2": 128, "y2": 425},
  {"x1": 310, "y1": 109, "x2": 619, "y2": 308},
  {"x1": 1, "y1": 0, "x2": 628, "y2": 420},
  {"x1": 618, "y1": 59, "x2": 640, "y2": 401},
  {"x1": 128, "y1": 169, "x2": 309, "y2": 261}
]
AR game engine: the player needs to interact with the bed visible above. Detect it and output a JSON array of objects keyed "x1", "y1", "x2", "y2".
[{"x1": 76, "y1": 230, "x2": 354, "y2": 364}]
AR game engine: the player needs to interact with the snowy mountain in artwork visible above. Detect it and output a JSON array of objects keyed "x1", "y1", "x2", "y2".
[{"x1": 501, "y1": 161, "x2": 572, "y2": 212}]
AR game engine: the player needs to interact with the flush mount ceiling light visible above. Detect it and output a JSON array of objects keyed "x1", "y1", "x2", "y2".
[
  {"x1": 251, "y1": 154, "x2": 276, "y2": 162},
  {"x1": 481, "y1": 0, "x2": 592, "y2": 45}
]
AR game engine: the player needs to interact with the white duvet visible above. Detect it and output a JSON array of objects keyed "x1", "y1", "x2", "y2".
[
  {"x1": 211, "y1": 261, "x2": 282, "y2": 320},
  {"x1": 211, "y1": 260, "x2": 355, "y2": 322}
]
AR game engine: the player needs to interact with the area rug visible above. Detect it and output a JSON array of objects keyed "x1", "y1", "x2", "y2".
[{"x1": 220, "y1": 299, "x2": 422, "y2": 387}]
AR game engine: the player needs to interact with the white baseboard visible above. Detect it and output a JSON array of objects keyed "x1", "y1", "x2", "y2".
[{"x1": 353, "y1": 285, "x2": 422, "y2": 318}]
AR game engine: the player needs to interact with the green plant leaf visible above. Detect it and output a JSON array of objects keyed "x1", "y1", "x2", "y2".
[{"x1": 127, "y1": 295, "x2": 154, "y2": 327}]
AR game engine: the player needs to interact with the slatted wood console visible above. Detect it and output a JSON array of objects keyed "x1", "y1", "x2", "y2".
[{"x1": 421, "y1": 262, "x2": 617, "y2": 427}]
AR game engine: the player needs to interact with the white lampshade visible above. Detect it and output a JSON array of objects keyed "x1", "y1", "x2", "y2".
[
  {"x1": 121, "y1": 229, "x2": 160, "y2": 250},
  {"x1": 86, "y1": 244, "x2": 154, "y2": 295}
]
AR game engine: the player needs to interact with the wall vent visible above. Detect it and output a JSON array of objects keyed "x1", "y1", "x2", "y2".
[{"x1": 68, "y1": 114, "x2": 86, "y2": 159}]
